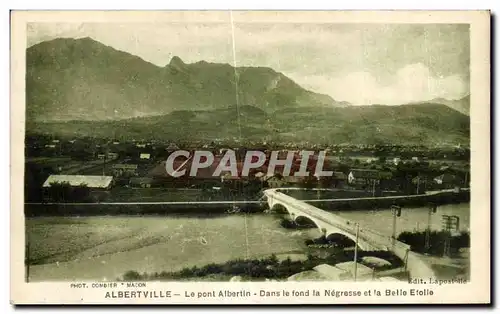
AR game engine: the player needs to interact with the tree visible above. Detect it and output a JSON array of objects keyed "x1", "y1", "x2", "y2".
[
  {"x1": 48, "y1": 181, "x2": 72, "y2": 202},
  {"x1": 48, "y1": 182, "x2": 90, "y2": 202}
]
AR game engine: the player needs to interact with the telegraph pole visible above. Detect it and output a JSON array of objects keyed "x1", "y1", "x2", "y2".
[
  {"x1": 425, "y1": 203, "x2": 437, "y2": 252},
  {"x1": 441, "y1": 215, "x2": 460, "y2": 257},
  {"x1": 391, "y1": 205, "x2": 401, "y2": 250},
  {"x1": 353, "y1": 223, "x2": 359, "y2": 282},
  {"x1": 442, "y1": 215, "x2": 451, "y2": 257}
]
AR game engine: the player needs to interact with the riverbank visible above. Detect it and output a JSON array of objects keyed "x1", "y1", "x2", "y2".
[
  {"x1": 118, "y1": 250, "x2": 405, "y2": 282},
  {"x1": 24, "y1": 189, "x2": 469, "y2": 217}
]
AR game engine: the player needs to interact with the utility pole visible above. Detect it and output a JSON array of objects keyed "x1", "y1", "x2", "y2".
[
  {"x1": 441, "y1": 215, "x2": 460, "y2": 257},
  {"x1": 391, "y1": 205, "x2": 401, "y2": 250},
  {"x1": 416, "y1": 176, "x2": 420, "y2": 194},
  {"x1": 442, "y1": 215, "x2": 451, "y2": 257},
  {"x1": 353, "y1": 223, "x2": 359, "y2": 282},
  {"x1": 425, "y1": 203, "x2": 437, "y2": 252}
]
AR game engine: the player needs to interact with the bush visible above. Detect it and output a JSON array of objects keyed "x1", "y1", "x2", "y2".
[
  {"x1": 120, "y1": 249, "x2": 404, "y2": 281},
  {"x1": 397, "y1": 230, "x2": 470, "y2": 256},
  {"x1": 122, "y1": 270, "x2": 143, "y2": 281}
]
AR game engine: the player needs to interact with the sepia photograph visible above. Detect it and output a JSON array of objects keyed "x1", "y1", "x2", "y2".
[{"x1": 10, "y1": 10, "x2": 490, "y2": 304}]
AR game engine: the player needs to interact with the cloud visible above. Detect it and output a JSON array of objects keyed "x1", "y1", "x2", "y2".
[{"x1": 295, "y1": 63, "x2": 469, "y2": 105}]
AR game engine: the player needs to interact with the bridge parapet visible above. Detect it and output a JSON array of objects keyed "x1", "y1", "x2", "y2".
[
  {"x1": 264, "y1": 188, "x2": 437, "y2": 280},
  {"x1": 265, "y1": 189, "x2": 391, "y2": 250}
]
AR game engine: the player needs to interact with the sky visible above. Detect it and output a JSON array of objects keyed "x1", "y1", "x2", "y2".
[{"x1": 27, "y1": 19, "x2": 470, "y2": 106}]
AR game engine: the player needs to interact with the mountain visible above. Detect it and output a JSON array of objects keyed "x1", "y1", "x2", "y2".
[
  {"x1": 26, "y1": 37, "x2": 348, "y2": 121},
  {"x1": 25, "y1": 37, "x2": 469, "y2": 145},
  {"x1": 27, "y1": 103, "x2": 470, "y2": 146},
  {"x1": 419, "y1": 95, "x2": 470, "y2": 115}
]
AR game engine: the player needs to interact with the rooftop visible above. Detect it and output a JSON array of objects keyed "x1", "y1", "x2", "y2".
[{"x1": 43, "y1": 175, "x2": 113, "y2": 188}]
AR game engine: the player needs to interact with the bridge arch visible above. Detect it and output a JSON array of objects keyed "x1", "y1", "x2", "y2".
[
  {"x1": 294, "y1": 215, "x2": 317, "y2": 228},
  {"x1": 270, "y1": 203, "x2": 289, "y2": 214},
  {"x1": 325, "y1": 232, "x2": 358, "y2": 249},
  {"x1": 265, "y1": 192, "x2": 378, "y2": 251}
]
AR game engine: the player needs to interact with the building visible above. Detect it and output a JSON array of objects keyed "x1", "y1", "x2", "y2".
[
  {"x1": 129, "y1": 177, "x2": 156, "y2": 188},
  {"x1": 97, "y1": 152, "x2": 119, "y2": 160},
  {"x1": 166, "y1": 143, "x2": 179, "y2": 151},
  {"x1": 112, "y1": 164, "x2": 138, "y2": 177},
  {"x1": 42, "y1": 175, "x2": 114, "y2": 202},
  {"x1": 434, "y1": 173, "x2": 458, "y2": 186},
  {"x1": 332, "y1": 171, "x2": 347, "y2": 188},
  {"x1": 139, "y1": 153, "x2": 151, "y2": 160},
  {"x1": 220, "y1": 171, "x2": 242, "y2": 183},
  {"x1": 348, "y1": 169, "x2": 392, "y2": 190},
  {"x1": 43, "y1": 175, "x2": 114, "y2": 189},
  {"x1": 264, "y1": 175, "x2": 285, "y2": 188}
]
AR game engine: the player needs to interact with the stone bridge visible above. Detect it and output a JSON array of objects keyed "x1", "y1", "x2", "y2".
[
  {"x1": 263, "y1": 188, "x2": 438, "y2": 280},
  {"x1": 263, "y1": 188, "x2": 391, "y2": 251}
]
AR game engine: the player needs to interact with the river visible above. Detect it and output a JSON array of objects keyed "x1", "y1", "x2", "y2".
[
  {"x1": 336, "y1": 203, "x2": 470, "y2": 235},
  {"x1": 26, "y1": 203, "x2": 469, "y2": 282}
]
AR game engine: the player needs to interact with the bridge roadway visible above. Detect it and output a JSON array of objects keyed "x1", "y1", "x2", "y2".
[
  {"x1": 263, "y1": 188, "x2": 393, "y2": 251},
  {"x1": 263, "y1": 188, "x2": 438, "y2": 280}
]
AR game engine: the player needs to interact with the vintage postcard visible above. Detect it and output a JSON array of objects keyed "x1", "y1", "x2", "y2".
[{"x1": 10, "y1": 10, "x2": 490, "y2": 304}]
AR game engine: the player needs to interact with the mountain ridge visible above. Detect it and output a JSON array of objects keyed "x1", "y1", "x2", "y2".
[
  {"x1": 27, "y1": 102, "x2": 470, "y2": 146},
  {"x1": 27, "y1": 37, "x2": 350, "y2": 122}
]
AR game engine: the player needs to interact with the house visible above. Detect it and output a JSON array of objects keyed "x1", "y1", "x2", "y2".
[
  {"x1": 107, "y1": 152, "x2": 119, "y2": 160},
  {"x1": 129, "y1": 177, "x2": 156, "y2": 188},
  {"x1": 112, "y1": 164, "x2": 138, "y2": 177},
  {"x1": 283, "y1": 176, "x2": 304, "y2": 186},
  {"x1": 332, "y1": 171, "x2": 347, "y2": 188},
  {"x1": 264, "y1": 175, "x2": 285, "y2": 188},
  {"x1": 434, "y1": 174, "x2": 458, "y2": 186},
  {"x1": 220, "y1": 171, "x2": 242, "y2": 183},
  {"x1": 166, "y1": 143, "x2": 179, "y2": 151},
  {"x1": 348, "y1": 169, "x2": 392, "y2": 189},
  {"x1": 139, "y1": 153, "x2": 151, "y2": 160},
  {"x1": 393, "y1": 157, "x2": 401, "y2": 166},
  {"x1": 254, "y1": 172, "x2": 266, "y2": 179},
  {"x1": 97, "y1": 152, "x2": 118, "y2": 160}
]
